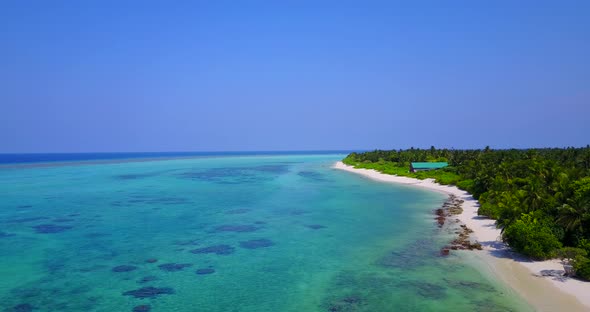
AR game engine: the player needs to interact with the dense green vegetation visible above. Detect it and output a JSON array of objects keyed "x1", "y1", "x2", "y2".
[{"x1": 343, "y1": 146, "x2": 590, "y2": 278}]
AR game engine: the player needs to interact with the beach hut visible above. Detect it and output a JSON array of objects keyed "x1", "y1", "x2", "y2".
[{"x1": 410, "y1": 162, "x2": 448, "y2": 173}]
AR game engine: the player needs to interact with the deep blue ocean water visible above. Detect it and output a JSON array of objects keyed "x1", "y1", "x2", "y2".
[
  {"x1": 0, "y1": 151, "x2": 351, "y2": 165},
  {"x1": 0, "y1": 153, "x2": 530, "y2": 311}
]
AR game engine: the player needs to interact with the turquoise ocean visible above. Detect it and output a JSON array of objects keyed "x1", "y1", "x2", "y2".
[{"x1": 0, "y1": 153, "x2": 531, "y2": 311}]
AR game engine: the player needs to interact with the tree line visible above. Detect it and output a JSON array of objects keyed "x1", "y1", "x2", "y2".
[{"x1": 343, "y1": 146, "x2": 590, "y2": 279}]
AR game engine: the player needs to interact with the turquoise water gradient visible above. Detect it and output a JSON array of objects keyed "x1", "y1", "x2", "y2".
[{"x1": 0, "y1": 155, "x2": 531, "y2": 311}]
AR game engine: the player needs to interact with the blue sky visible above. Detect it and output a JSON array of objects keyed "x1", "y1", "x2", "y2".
[{"x1": 1, "y1": 1, "x2": 589, "y2": 152}]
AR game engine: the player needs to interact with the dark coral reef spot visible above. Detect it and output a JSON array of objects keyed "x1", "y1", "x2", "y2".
[
  {"x1": 378, "y1": 239, "x2": 437, "y2": 269},
  {"x1": 443, "y1": 278, "x2": 496, "y2": 293},
  {"x1": 190, "y1": 245, "x2": 235, "y2": 255},
  {"x1": 112, "y1": 265, "x2": 138, "y2": 273},
  {"x1": 214, "y1": 224, "x2": 259, "y2": 233},
  {"x1": 325, "y1": 295, "x2": 365, "y2": 312},
  {"x1": 290, "y1": 210, "x2": 308, "y2": 216},
  {"x1": 138, "y1": 276, "x2": 159, "y2": 284},
  {"x1": 44, "y1": 256, "x2": 67, "y2": 274},
  {"x1": 116, "y1": 173, "x2": 155, "y2": 180},
  {"x1": 297, "y1": 170, "x2": 327, "y2": 181},
  {"x1": 179, "y1": 168, "x2": 243, "y2": 183},
  {"x1": 306, "y1": 224, "x2": 326, "y2": 230},
  {"x1": 175, "y1": 239, "x2": 200, "y2": 246},
  {"x1": 158, "y1": 263, "x2": 193, "y2": 272},
  {"x1": 123, "y1": 287, "x2": 174, "y2": 299},
  {"x1": 0, "y1": 231, "x2": 15, "y2": 238},
  {"x1": 178, "y1": 164, "x2": 288, "y2": 184},
  {"x1": 195, "y1": 268, "x2": 215, "y2": 275},
  {"x1": 239, "y1": 239, "x2": 275, "y2": 249},
  {"x1": 145, "y1": 258, "x2": 158, "y2": 263},
  {"x1": 400, "y1": 281, "x2": 447, "y2": 300},
  {"x1": 8, "y1": 217, "x2": 49, "y2": 223},
  {"x1": 53, "y1": 218, "x2": 75, "y2": 223},
  {"x1": 119, "y1": 195, "x2": 188, "y2": 206},
  {"x1": 252, "y1": 164, "x2": 290, "y2": 174},
  {"x1": 10, "y1": 303, "x2": 35, "y2": 312},
  {"x1": 17, "y1": 205, "x2": 33, "y2": 209},
  {"x1": 32, "y1": 224, "x2": 72, "y2": 234},
  {"x1": 132, "y1": 305, "x2": 151, "y2": 312},
  {"x1": 224, "y1": 208, "x2": 251, "y2": 215}
]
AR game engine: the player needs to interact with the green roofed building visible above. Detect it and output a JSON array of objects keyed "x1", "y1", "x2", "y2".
[{"x1": 410, "y1": 162, "x2": 448, "y2": 172}]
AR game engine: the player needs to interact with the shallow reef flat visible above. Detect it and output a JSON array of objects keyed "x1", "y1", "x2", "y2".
[{"x1": 0, "y1": 155, "x2": 532, "y2": 311}]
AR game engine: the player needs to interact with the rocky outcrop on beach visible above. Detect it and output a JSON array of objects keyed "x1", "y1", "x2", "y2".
[
  {"x1": 437, "y1": 195, "x2": 482, "y2": 256},
  {"x1": 434, "y1": 194, "x2": 464, "y2": 228}
]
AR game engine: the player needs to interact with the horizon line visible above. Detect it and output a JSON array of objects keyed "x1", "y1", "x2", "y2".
[{"x1": 2, "y1": 145, "x2": 589, "y2": 155}]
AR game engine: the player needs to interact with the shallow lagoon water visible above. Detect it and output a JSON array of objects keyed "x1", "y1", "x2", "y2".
[{"x1": 0, "y1": 154, "x2": 531, "y2": 311}]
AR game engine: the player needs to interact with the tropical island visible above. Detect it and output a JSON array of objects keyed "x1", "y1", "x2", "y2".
[
  {"x1": 341, "y1": 146, "x2": 590, "y2": 279},
  {"x1": 335, "y1": 146, "x2": 590, "y2": 310}
]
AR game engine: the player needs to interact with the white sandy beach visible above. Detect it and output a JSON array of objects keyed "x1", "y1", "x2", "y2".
[{"x1": 334, "y1": 161, "x2": 590, "y2": 312}]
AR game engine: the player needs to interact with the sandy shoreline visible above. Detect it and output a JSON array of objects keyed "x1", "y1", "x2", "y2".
[{"x1": 333, "y1": 161, "x2": 590, "y2": 312}]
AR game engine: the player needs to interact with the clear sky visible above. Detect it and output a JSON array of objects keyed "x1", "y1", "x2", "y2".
[{"x1": 1, "y1": 1, "x2": 589, "y2": 152}]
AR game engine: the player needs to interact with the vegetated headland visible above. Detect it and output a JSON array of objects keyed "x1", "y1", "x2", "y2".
[{"x1": 340, "y1": 146, "x2": 590, "y2": 309}]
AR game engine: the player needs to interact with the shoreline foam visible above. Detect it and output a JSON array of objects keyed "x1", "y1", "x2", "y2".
[{"x1": 333, "y1": 161, "x2": 590, "y2": 312}]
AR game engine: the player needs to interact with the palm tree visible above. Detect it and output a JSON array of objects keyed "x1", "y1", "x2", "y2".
[
  {"x1": 522, "y1": 178, "x2": 546, "y2": 213},
  {"x1": 557, "y1": 196, "x2": 590, "y2": 233}
]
